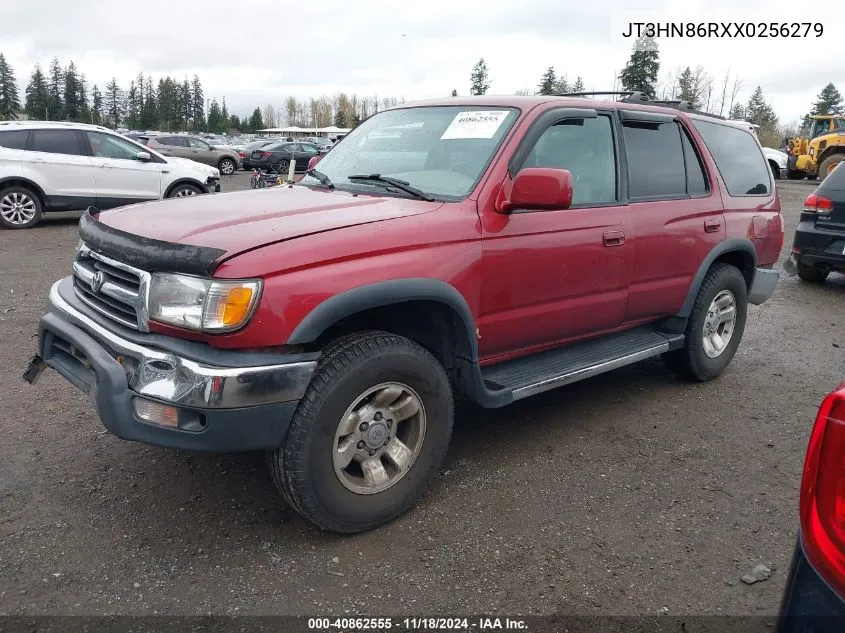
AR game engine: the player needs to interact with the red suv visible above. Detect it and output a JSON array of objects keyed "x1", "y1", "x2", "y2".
[{"x1": 26, "y1": 94, "x2": 783, "y2": 533}]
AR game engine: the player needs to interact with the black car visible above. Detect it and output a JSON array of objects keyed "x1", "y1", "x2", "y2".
[
  {"x1": 777, "y1": 384, "x2": 845, "y2": 633},
  {"x1": 784, "y1": 162, "x2": 845, "y2": 282},
  {"x1": 237, "y1": 139, "x2": 280, "y2": 168},
  {"x1": 245, "y1": 141, "x2": 321, "y2": 173}
]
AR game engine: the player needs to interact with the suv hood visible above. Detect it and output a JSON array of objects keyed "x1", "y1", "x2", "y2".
[{"x1": 96, "y1": 186, "x2": 442, "y2": 260}]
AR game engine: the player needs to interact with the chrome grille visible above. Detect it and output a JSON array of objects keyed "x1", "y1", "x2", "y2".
[{"x1": 72, "y1": 244, "x2": 150, "y2": 331}]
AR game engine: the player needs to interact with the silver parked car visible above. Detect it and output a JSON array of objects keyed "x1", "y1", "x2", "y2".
[{"x1": 145, "y1": 135, "x2": 242, "y2": 175}]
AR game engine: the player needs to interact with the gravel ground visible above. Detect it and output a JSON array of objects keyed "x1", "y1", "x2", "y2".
[{"x1": 0, "y1": 175, "x2": 843, "y2": 617}]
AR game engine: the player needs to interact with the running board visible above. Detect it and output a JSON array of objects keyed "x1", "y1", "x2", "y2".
[{"x1": 481, "y1": 327, "x2": 685, "y2": 401}]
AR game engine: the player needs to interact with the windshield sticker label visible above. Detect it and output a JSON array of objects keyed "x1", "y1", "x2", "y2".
[{"x1": 440, "y1": 111, "x2": 510, "y2": 140}]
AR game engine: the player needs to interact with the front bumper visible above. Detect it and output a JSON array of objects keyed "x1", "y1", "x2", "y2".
[
  {"x1": 205, "y1": 177, "x2": 221, "y2": 193},
  {"x1": 26, "y1": 279, "x2": 317, "y2": 452}
]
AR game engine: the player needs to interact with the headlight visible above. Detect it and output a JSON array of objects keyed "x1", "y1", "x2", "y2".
[{"x1": 149, "y1": 273, "x2": 261, "y2": 333}]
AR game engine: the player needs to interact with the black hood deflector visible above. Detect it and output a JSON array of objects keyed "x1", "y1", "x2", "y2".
[{"x1": 78, "y1": 208, "x2": 227, "y2": 276}]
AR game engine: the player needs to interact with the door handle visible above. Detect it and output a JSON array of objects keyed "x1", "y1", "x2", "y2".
[
  {"x1": 603, "y1": 231, "x2": 625, "y2": 247},
  {"x1": 704, "y1": 219, "x2": 722, "y2": 233}
]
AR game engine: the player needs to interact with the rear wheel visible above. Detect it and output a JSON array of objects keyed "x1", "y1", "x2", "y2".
[
  {"x1": 277, "y1": 159, "x2": 290, "y2": 173},
  {"x1": 218, "y1": 158, "x2": 236, "y2": 175},
  {"x1": 797, "y1": 261, "x2": 829, "y2": 283},
  {"x1": 663, "y1": 264, "x2": 748, "y2": 381},
  {"x1": 269, "y1": 332, "x2": 454, "y2": 533},
  {"x1": 0, "y1": 186, "x2": 43, "y2": 229}
]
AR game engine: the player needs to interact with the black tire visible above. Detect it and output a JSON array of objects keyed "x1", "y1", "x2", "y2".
[
  {"x1": 218, "y1": 158, "x2": 236, "y2": 176},
  {"x1": 662, "y1": 264, "x2": 748, "y2": 382},
  {"x1": 0, "y1": 185, "x2": 43, "y2": 229},
  {"x1": 269, "y1": 331, "x2": 454, "y2": 533},
  {"x1": 796, "y1": 261, "x2": 829, "y2": 283},
  {"x1": 167, "y1": 183, "x2": 203, "y2": 198},
  {"x1": 819, "y1": 154, "x2": 845, "y2": 181},
  {"x1": 786, "y1": 169, "x2": 804, "y2": 180}
]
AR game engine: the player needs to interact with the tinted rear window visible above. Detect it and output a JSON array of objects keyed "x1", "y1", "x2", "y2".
[
  {"x1": 691, "y1": 119, "x2": 771, "y2": 196},
  {"x1": 818, "y1": 159, "x2": 845, "y2": 190},
  {"x1": 30, "y1": 129, "x2": 85, "y2": 156},
  {"x1": 623, "y1": 121, "x2": 687, "y2": 199},
  {"x1": 0, "y1": 130, "x2": 30, "y2": 150}
]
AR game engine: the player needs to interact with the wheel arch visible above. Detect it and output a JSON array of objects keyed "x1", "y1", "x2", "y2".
[
  {"x1": 164, "y1": 178, "x2": 206, "y2": 198},
  {"x1": 818, "y1": 146, "x2": 845, "y2": 169},
  {"x1": 0, "y1": 177, "x2": 47, "y2": 207},
  {"x1": 287, "y1": 278, "x2": 512, "y2": 409},
  {"x1": 676, "y1": 239, "x2": 757, "y2": 318}
]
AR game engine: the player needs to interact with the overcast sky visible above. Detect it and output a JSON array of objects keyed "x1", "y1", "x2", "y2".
[{"x1": 2, "y1": 0, "x2": 842, "y2": 124}]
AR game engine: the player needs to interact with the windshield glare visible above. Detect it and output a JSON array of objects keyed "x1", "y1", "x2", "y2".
[{"x1": 301, "y1": 106, "x2": 519, "y2": 199}]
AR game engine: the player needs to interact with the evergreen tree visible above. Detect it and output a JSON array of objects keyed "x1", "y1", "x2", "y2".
[
  {"x1": 181, "y1": 78, "x2": 192, "y2": 129},
  {"x1": 104, "y1": 77, "x2": 124, "y2": 128},
  {"x1": 811, "y1": 83, "x2": 843, "y2": 116},
  {"x1": 47, "y1": 57, "x2": 63, "y2": 119},
  {"x1": 207, "y1": 98, "x2": 222, "y2": 134},
  {"x1": 0, "y1": 53, "x2": 21, "y2": 119},
  {"x1": 63, "y1": 61, "x2": 81, "y2": 121},
  {"x1": 248, "y1": 107, "x2": 263, "y2": 132},
  {"x1": 220, "y1": 97, "x2": 229, "y2": 133},
  {"x1": 141, "y1": 78, "x2": 156, "y2": 130},
  {"x1": 554, "y1": 75, "x2": 570, "y2": 94},
  {"x1": 538, "y1": 66, "x2": 557, "y2": 95},
  {"x1": 25, "y1": 64, "x2": 49, "y2": 120},
  {"x1": 745, "y1": 86, "x2": 778, "y2": 128},
  {"x1": 728, "y1": 102, "x2": 746, "y2": 121},
  {"x1": 571, "y1": 76, "x2": 585, "y2": 93},
  {"x1": 228, "y1": 114, "x2": 240, "y2": 131},
  {"x1": 450, "y1": 89, "x2": 458, "y2": 97},
  {"x1": 125, "y1": 81, "x2": 140, "y2": 129},
  {"x1": 470, "y1": 58, "x2": 490, "y2": 95},
  {"x1": 91, "y1": 84, "x2": 103, "y2": 125},
  {"x1": 334, "y1": 108, "x2": 347, "y2": 127},
  {"x1": 619, "y1": 36, "x2": 659, "y2": 98},
  {"x1": 676, "y1": 67, "x2": 696, "y2": 104},
  {"x1": 77, "y1": 72, "x2": 90, "y2": 123},
  {"x1": 191, "y1": 75, "x2": 205, "y2": 132}
]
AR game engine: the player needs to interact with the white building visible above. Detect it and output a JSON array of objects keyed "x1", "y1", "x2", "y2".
[{"x1": 257, "y1": 125, "x2": 352, "y2": 140}]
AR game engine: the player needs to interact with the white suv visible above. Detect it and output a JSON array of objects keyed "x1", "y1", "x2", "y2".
[{"x1": 0, "y1": 121, "x2": 221, "y2": 229}]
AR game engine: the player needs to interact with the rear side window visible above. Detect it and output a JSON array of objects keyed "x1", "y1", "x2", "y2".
[
  {"x1": 622, "y1": 121, "x2": 687, "y2": 199},
  {"x1": 691, "y1": 120, "x2": 771, "y2": 196},
  {"x1": 30, "y1": 129, "x2": 85, "y2": 156},
  {"x1": 159, "y1": 136, "x2": 188, "y2": 147},
  {"x1": 0, "y1": 130, "x2": 30, "y2": 150}
]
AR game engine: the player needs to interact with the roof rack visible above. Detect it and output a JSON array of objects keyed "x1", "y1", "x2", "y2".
[{"x1": 557, "y1": 91, "x2": 725, "y2": 119}]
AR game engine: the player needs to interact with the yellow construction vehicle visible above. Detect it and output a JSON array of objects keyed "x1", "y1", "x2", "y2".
[{"x1": 786, "y1": 114, "x2": 845, "y2": 180}]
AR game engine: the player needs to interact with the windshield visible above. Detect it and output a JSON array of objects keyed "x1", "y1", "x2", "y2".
[{"x1": 301, "y1": 105, "x2": 519, "y2": 199}]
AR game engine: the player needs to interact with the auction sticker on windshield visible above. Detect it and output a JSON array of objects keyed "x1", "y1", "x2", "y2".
[{"x1": 440, "y1": 111, "x2": 510, "y2": 139}]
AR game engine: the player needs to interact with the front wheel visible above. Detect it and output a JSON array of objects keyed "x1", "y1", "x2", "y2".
[
  {"x1": 167, "y1": 183, "x2": 203, "y2": 198},
  {"x1": 662, "y1": 264, "x2": 748, "y2": 381},
  {"x1": 269, "y1": 332, "x2": 454, "y2": 533}
]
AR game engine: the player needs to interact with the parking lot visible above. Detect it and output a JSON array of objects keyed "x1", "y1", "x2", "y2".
[{"x1": 0, "y1": 175, "x2": 843, "y2": 616}]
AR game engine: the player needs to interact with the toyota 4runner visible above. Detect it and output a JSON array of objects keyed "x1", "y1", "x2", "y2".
[{"x1": 25, "y1": 95, "x2": 783, "y2": 533}]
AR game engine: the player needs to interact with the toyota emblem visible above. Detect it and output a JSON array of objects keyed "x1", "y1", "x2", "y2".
[{"x1": 91, "y1": 271, "x2": 105, "y2": 292}]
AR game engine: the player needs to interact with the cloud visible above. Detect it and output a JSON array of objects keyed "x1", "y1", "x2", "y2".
[{"x1": 1, "y1": 0, "x2": 843, "y2": 122}]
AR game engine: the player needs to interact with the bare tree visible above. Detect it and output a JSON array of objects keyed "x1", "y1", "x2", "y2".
[
  {"x1": 262, "y1": 104, "x2": 276, "y2": 129},
  {"x1": 728, "y1": 76, "x2": 743, "y2": 118},
  {"x1": 284, "y1": 96, "x2": 297, "y2": 128}
]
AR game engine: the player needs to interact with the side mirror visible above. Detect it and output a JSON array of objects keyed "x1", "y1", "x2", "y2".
[
  {"x1": 135, "y1": 151, "x2": 152, "y2": 162},
  {"x1": 496, "y1": 167, "x2": 573, "y2": 213},
  {"x1": 307, "y1": 155, "x2": 322, "y2": 170}
]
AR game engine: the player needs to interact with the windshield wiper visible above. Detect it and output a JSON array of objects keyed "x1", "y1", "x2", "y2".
[
  {"x1": 304, "y1": 168, "x2": 334, "y2": 189},
  {"x1": 347, "y1": 174, "x2": 434, "y2": 201}
]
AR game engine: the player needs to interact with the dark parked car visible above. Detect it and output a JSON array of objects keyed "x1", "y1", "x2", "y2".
[
  {"x1": 245, "y1": 141, "x2": 321, "y2": 172},
  {"x1": 238, "y1": 139, "x2": 283, "y2": 168},
  {"x1": 778, "y1": 383, "x2": 845, "y2": 632},
  {"x1": 784, "y1": 160, "x2": 845, "y2": 282}
]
